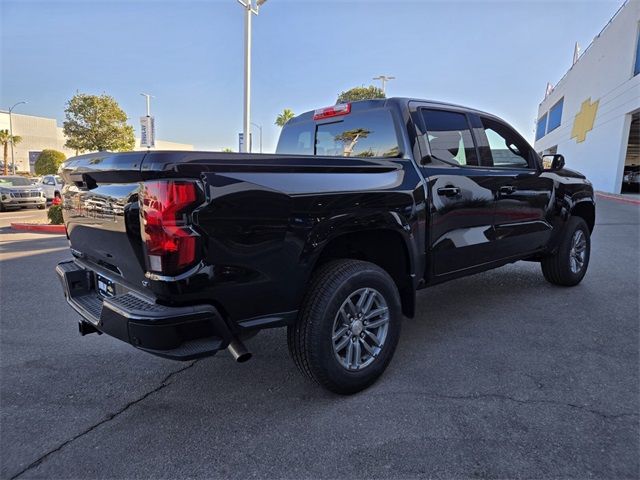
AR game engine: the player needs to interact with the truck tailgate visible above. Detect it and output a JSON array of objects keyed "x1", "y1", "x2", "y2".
[{"x1": 60, "y1": 151, "x2": 148, "y2": 289}]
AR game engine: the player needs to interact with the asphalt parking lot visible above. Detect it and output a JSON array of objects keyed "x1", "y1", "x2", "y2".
[{"x1": 1, "y1": 198, "x2": 638, "y2": 479}]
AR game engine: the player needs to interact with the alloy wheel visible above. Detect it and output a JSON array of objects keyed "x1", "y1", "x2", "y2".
[
  {"x1": 332, "y1": 287, "x2": 390, "y2": 371},
  {"x1": 569, "y1": 229, "x2": 587, "y2": 274}
]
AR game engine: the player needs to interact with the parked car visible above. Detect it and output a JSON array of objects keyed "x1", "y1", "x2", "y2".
[
  {"x1": 56, "y1": 98, "x2": 595, "y2": 394},
  {"x1": 37, "y1": 175, "x2": 64, "y2": 201},
  {"x1": 622, "y1": 164, "x2": 639, "y2": 191},
  {"x1": 0, "y1": 175, "x2": 46, "y2": 211}
]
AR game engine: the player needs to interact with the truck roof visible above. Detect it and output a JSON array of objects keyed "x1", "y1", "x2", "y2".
[{"x1": 289, "y1": 97, "x2": 496, "y2": 124}]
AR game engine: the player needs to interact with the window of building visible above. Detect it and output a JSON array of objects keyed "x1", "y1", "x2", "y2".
[
  {"x1": 421, "y1": 109, "x2": 478, "y2": 166},
  {"x1": 536, "y1": 114, "x2": 547, "y2": 141},
  {"x1": 547, "y1": 98, "x2": 563, "y2": 132},
  {"x1": 635, "y1": 24, "x2": 640, "y2": 76}
]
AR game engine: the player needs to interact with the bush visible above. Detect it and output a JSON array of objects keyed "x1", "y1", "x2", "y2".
[
  {"x1": 35, "y1": 149, "x2": 66, "y2": 175},
  {"x1": 48, "y1": 204, "x2": 63, "y2": 225}
]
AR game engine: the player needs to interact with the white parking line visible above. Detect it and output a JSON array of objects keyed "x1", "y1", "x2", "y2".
[{"x1": 0, "y1": 215, "x2": 40, "y2": 220}]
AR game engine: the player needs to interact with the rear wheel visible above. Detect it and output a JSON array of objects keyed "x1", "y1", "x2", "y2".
[
  {"x1": 541, "y1": 216, "x2": 591, "y2": 286},
  {"x1": 288, "y1": 259, "x2": 402, "y2": 394}
]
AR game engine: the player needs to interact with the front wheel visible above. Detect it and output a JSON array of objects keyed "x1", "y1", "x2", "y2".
[
  {"x1": 541, "y1": 216, "x2": 591, "y2": 286},
  {"x1": 288, "y1": 259, "x2": 402, "y2": 394}
]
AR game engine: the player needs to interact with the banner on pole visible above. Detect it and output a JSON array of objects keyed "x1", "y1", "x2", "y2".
[{"x1": 140, "y1": 116, "x2": 155, "y2": 148}]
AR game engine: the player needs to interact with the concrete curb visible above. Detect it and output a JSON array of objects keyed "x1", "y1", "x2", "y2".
[
  {"x1": 596, "y1": 191, "x2": 640, "y2": 205},
  {"x1": 10, "y1": 223, "x2": 66, "y2": 234}
]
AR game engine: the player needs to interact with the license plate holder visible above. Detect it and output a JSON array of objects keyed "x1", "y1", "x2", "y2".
[{"x1": 96, "y1": 274, "x2": 116, "y2": 298}]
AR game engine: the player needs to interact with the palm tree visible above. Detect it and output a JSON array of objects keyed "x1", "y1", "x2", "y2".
[
  {"x1": 0, "y1": 129, "x2": 23, "y2": 175},
  {"x1": 275, "y1": 109, "x2": 295, "y2": 127}
]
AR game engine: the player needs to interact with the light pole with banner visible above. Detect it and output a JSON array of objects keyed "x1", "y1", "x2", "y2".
[
  {"x1": 140, "y1": 93, "x2": 155, "y2": 149},
  {"x1": 9, "y1": 101, "x2": 27, "y2": 174},
  {"x1": 237, "y1": 0, "x2": 267, "y2": 153}
]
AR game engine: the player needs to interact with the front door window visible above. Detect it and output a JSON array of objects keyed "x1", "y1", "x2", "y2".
[{"x1": 480, "y1": 117, "x2": 532, "y2": 169}]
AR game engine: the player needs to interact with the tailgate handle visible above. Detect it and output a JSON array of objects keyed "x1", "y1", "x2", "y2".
[
  {"x1": 77, "y1": 174, "x2": 97, "y2": 190},
  {"x1": 437, "y1": 186, "x2": 461, "y2": 197}
]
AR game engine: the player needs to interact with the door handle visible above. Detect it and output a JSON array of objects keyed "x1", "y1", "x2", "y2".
[
  {"x1": 437, "y1": 186, "x2": 461, "y2": 197},
  {"x1": 499, "y1": 185, "x2": 517, "y2": 195}
]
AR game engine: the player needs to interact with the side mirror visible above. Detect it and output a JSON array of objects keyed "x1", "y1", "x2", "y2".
[{"x1": 541, "y1": 153, "x2": 565, "y2": 171}]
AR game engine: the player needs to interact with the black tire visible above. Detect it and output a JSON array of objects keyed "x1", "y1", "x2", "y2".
[
  {"x1": 541, "y1": 216, "x2": 591, "y2": 286},
  {"x1": 37, "y1": 205, "x2": 45, "y2": 210},
  {"x1": 288, "y1": 259, "x2": 402, "y2": 394}
]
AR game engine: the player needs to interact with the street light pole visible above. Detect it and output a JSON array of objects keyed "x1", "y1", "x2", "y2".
[
  {"x1": 140, "y1": 93, "x2": 153, "y2": 116},
  {"x1": 251, "y1": 122, "x2": 262, "y2": 153},
  {"x1": 373, "y1": 75, "x2": 395, "y2": 95},
  {"x1": 8, "y1": 101, "x2": 27, "y2": 174},
  {"x1": 237, "y1": 0, "x2": 267, "y2": 153}
]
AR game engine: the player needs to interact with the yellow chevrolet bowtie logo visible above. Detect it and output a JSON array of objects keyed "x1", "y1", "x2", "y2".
[{"x1": 571, "y1": 98, "x2": 599, "y2": 143}]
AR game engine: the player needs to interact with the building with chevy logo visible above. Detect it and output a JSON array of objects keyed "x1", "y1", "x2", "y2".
[{"x1": 534, "y1": 0, "x2": 640, "y2": 194}]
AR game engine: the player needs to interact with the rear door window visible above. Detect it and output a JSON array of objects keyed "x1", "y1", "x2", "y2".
[{"x1": 421, "y1": 109, "x2": 478, "y2": 166}]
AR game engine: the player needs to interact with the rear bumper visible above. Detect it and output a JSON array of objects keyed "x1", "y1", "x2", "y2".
[{"x1": 56, "y1": 260, "x2": 233, "y2": 360}]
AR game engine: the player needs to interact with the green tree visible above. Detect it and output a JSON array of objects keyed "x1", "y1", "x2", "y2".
[
  {"x1": 0, "y1": 129, "x2": 23, "y2": 175},
  {"x1": 35, "y1": 149, "x2": 66, "y2": 175},
  {"x1": 336, "y1": 85, "x2": 385, "y2": 104},
  {"x1": 275, "y1": 108, "x2": 295, "y2": 127},
  {"x1": 63, "y1": 93, "x2": 135, "y2": 153}
]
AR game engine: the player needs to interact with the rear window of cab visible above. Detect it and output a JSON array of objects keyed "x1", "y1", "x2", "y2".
[{"x1": 276, "y1": 108, "x2": 401, "y2": 158}]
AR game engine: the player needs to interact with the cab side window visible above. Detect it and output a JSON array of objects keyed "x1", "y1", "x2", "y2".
[
  {"x1": 421, "y1": 109, "x2": 478, "y2": 166},
  {"x1": 479, "y1": 117, "x2": 532, "y2": 169}
]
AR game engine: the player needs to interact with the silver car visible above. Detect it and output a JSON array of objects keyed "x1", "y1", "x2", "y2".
[
  {"x1": 0, "y1": 176, "x2": 46, "y2": 211},
  {"x1": 37, "y1": 175, "x2": 65, "y2": 201}
]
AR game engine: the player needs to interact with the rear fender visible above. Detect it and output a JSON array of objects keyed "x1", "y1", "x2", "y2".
[{"x1": 301, "y1": 211, "x2": 418, "y2": 317}]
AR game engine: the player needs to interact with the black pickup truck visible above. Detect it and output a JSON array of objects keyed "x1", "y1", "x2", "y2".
[{"x1": 57, "y1": 98, "x2": 595, "y2": 394}]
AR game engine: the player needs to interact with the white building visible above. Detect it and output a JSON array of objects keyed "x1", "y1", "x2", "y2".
[
  {"x1": 534, "y1": 0, "x2": 640, "y2": 194},
  {"x1": 0, "y1": 111, "x2": 193, "y2": 174}
]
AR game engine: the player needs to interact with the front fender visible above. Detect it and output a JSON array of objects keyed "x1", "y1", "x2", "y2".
[{"x1": 543, "y1": 172, "x2": 595, "y2": 252}]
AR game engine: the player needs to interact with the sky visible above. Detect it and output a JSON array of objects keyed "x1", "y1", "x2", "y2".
[{"x1": 0, "y1": 0, "x2": 624, "y2": 152}]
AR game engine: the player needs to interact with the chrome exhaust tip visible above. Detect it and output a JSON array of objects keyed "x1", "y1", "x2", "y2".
[{"x1": 227, "y1": 338, "x2": 252, "y2": 363}]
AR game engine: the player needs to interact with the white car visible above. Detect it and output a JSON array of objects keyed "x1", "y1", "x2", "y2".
[{"x1": 38, "y1": 175, "x2": 64, "y2": 201}]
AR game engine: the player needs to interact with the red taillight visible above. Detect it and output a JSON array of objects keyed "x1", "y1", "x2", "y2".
[
  {"x1": 313, "y1": 103, "x2": 351, "y2": 120},
  {"x1": 140, "y1": 180, "x2": 200, "y2": 276}
]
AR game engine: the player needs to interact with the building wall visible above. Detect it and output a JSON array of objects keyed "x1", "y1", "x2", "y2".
[
  {"x1": 0, "y1": 112, "x2": 193, "y2": 173},
  {"x1": 534, "y1": 0, "x2": 640, "y2": 193}
]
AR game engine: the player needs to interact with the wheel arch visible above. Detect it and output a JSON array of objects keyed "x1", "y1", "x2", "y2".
[
  {"x1": 570, "y1": 200, "x2": 595, "y2": 233},
  {"x1": 307, "y1": 225, "x2": 417, "y2": 318}
]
